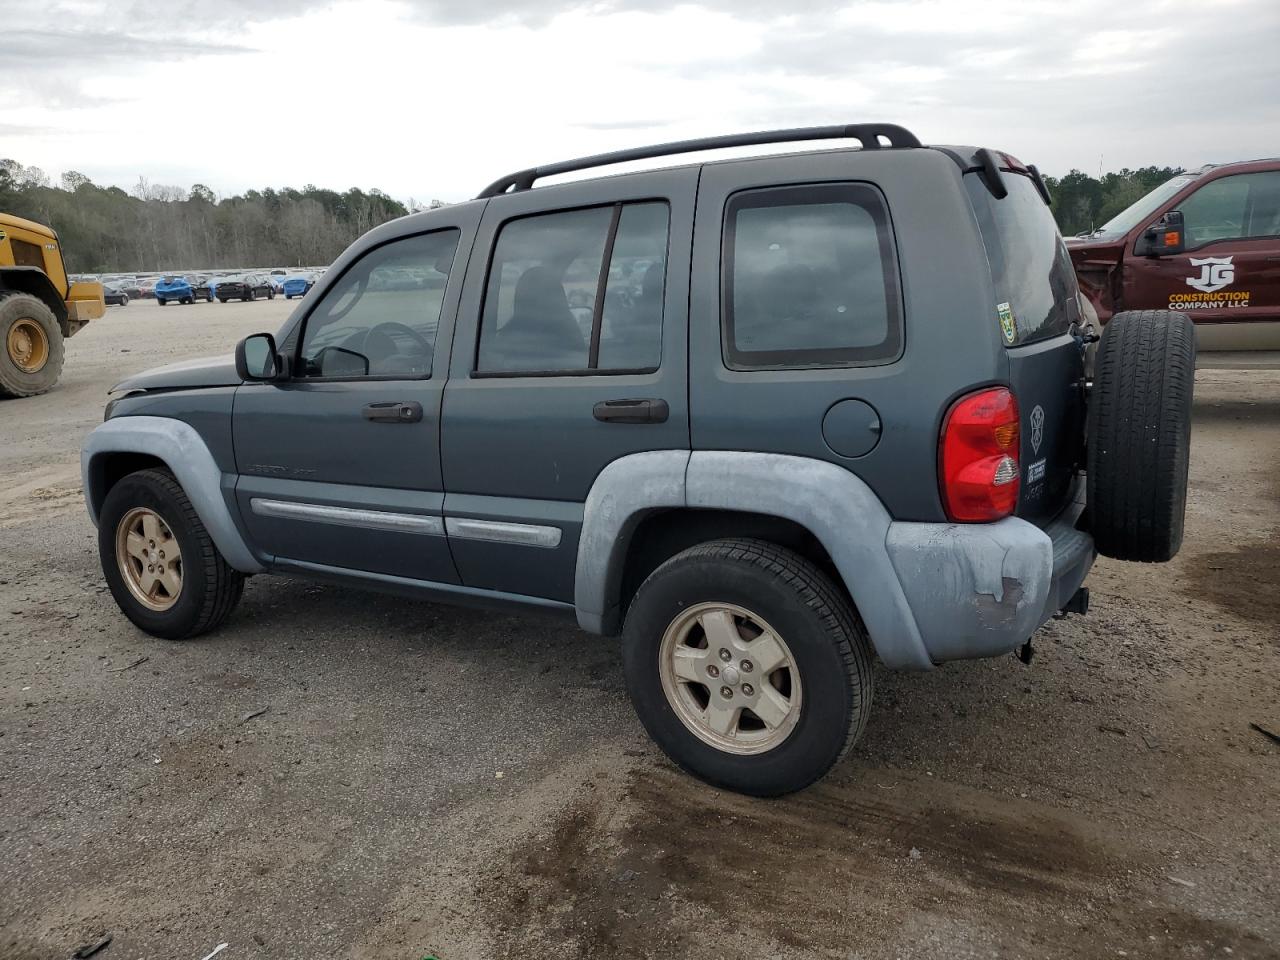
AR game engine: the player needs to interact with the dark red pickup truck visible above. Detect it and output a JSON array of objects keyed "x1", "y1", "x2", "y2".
[{"x1": 1066, "y1": 158, "x2": 1280, "y2": 360}]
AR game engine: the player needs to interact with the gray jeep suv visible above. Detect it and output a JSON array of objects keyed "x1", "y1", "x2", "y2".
[{"x1": 82, "y1": 124, "x2": 1195, "y2": 796}]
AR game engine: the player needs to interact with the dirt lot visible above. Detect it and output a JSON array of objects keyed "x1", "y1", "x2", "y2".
[{"x1": 1, "y1": 299, "x2": 1277, "y2": 960}]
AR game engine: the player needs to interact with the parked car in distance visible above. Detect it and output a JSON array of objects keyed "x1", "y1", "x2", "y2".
[
  {"x1": 282, "y1": 273, "x2": 317, "y2": 299},
  {"x1": 104, "y1": 284, "x2": 130, "y2": 306},
  {"x1": 154, "y1": 275, "x2": 198, "y2": 305},
  {"x1": 190, "y1": 277, "x2": 215, "y2": 302},
  {"x1": 135, "y1": 278, "x2": 159, "y2": 299},
  {"x1": 83, "y1": 123, "x2": 1196, "y2": 797},
  {"x1": 1067, "y1": 158, "x2": 1280, "y2": 363},
  {"x1": 216, "y1": 273, "x2": 275, "y2": 302}
]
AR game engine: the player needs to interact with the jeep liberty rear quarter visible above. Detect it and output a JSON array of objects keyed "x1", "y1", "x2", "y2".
[{"x1": 83, "y1": 124, "x2": 1195, "y2": 795}]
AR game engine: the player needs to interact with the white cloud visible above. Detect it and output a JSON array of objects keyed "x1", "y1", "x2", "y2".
[{"x1": 1, "y1": 0, "x2": 1277, "y2": 203}]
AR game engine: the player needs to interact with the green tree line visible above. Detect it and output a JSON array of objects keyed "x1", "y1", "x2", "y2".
[
  {"x1": 0, "y1": 159, "x2": 412, "y2": 274},
  {"x1": 2, "y1": 157, "x2": 1188, "y2": 271},
  {"x1": 1041, "y1": 165, "x2": 1185, "y2": 236}
]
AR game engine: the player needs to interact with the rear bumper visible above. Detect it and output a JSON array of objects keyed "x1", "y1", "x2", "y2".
[{"x1": 885, "y1": 486, "x2": 1094, "y2": 664}]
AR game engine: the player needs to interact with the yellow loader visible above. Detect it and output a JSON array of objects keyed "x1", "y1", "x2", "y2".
[{"x1": 0, "y1": 211, "x2": 104, "y2": 397}]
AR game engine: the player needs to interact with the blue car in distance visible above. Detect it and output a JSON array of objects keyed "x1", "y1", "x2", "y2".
[
  {"x1": 282, "y1": 273, "x2": 316, "y2": 299},
  {"x1": 154, "y1": 275, "x2": 197, "y2": 306}
]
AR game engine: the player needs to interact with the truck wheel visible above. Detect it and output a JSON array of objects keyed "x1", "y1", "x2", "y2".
[
  {"x1": 0, "y1": 292, "x2": 64, "y2": 399},
  {"x1": 1088, "y1": 310, "x2": 1195, "y2": 562},
  {"x1": 98, "y1": 468, "x2": 245, "y2": 640},
  {"x1": 622, "y1": 538, "x2": 873, "y2": 797}
]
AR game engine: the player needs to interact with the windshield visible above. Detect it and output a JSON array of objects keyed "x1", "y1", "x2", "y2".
[{"x1": 1089, "y1": 175, "x2": 1194, "y2": 239}]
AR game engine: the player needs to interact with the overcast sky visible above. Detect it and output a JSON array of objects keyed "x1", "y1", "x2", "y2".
[{"x1": 2, "y1": 0, "x2": 1277, "y2": 204}]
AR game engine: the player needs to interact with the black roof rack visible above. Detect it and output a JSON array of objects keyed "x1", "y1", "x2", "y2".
[{"x1": 476, "y1": 123, "x2": 922, "y2": 199}]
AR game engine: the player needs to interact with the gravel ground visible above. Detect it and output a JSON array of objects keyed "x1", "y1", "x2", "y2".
[{"x1": 1, "y1": 299, "x2": 1277, "y2": 960}]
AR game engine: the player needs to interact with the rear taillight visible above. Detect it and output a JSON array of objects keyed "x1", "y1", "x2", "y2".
[{"x1": 939, "y1": 387, "x2": 1020, "y2": 522}]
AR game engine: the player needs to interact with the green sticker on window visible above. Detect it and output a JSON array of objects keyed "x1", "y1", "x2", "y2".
[{"x1": 997, "y1": 301, "x2": 1017, "y2": 344}]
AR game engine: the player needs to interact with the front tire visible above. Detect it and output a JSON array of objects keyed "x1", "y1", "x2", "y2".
[
  {"x1": 98, "y1": 468, "x2": 245, "y2": 640},
  {"x1": 0, "y1": 292, "x2": 64, "y2": 398},
  {"x1": 622, "y1": 538, "x2": 873, "y2": 797}
]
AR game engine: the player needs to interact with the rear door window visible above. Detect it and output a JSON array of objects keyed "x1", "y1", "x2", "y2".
[
  {"x1": 476, "y1": 201, "x2": 669, "y2": 375},
  {"x1": 722, "y1": 183, "x2": 903, "y2": 369},
  {"x1": 965, "y1": 172, "x2": 1080, "y2": 346}
]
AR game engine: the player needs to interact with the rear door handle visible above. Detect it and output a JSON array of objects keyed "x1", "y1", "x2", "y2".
[
  {"x1": 362, "y1": 401, "x2": 423, "y2": 423},
  {"x1": 593, "y1": 398, "x2": 669, "y2": 424}
]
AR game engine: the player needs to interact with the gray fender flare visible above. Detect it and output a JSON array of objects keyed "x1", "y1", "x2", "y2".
[
  {"x1": 81, "y1": 415, "x2": 264, "y2": 574},
  {"x1": 575, "y1": 450, "x2": 933, "y2": 671}
]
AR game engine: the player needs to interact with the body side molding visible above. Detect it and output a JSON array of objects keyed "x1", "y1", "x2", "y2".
[
  {"x1": 251, "y1": 498, "x2": 445, "y2": 536},
  {"x1": 82, "y1": 415, "x2": 264, "y2": 573}
]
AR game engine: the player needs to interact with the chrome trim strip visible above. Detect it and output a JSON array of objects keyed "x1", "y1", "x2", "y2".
[
  {"x1": 250, "y1": 498, "x2": 444, "y2": 536},
  {"x1": 445, "y1": 517, "x2": 562, "y2": 548}
]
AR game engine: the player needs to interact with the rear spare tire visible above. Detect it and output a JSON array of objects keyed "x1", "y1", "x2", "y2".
[
  {"x1": 1087, "y1": 310, "x2": 1195, "y2": 562},
  {"x1": 0, "y1": 292, "x2": 64, "y2": 398}
]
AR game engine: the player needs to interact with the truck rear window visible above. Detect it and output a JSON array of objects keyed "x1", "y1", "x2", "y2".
[{"x1": 965, "y1": 172, "x2": 1080, "y2": 347}]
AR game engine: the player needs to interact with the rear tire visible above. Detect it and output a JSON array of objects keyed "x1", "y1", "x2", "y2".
[
  {"x1": 0, "y1": 292, "x2": 64, "y2": 398},
  {"x1": 622, "y1": 538, "x2": 873, "y2": 797},
  {"x1": 157, "y1": 298, "x2": 167, "y2": 306},
  {"x1": 1087, "y1": 310, "x2": 1195, "y2": 562},
  {"x1": 98, "y1": 468, "x2": 245, "y2": 639}
]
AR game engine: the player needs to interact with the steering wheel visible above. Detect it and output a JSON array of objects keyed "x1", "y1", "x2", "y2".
[{"x1": 343, "y1": 322, "x2": 433, "y2": 374}]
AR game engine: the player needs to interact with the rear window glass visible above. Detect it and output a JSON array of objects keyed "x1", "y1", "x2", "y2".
[
  {"x1": 722, "y1": 183, "x2": 902, "y2": 370},
  {"x1": 965, "y1": 172, "x2": 1080, "y2": 347}
]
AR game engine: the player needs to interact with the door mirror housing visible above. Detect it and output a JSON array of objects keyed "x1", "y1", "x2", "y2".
[
  {"x1": 235, "y1": 332, "x2": 284, "y2": 381},
  {"x1": 1137, "y1": 210, "x2": 1186, "y2": 257}
]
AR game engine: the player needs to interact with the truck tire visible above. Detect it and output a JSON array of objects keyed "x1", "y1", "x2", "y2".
[
  {"x1": 0, "y1": 291, "x2": 64, "y2": 398},
  {"x1": 99, "y1": 468, "x2": 245, "y2": 639},
  {"x1": 622, "y1": 538, "x2": 873, "y2": 797},
  {"x1": 1087, "y1": 310, "x2": 1195, "y2": 562}
]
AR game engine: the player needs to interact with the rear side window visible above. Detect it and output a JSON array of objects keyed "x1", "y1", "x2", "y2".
[
  {"x1": 477, "y1": 201, "x2": 669, "y2": 375},
  {"x1": 965, "y1": 172, "x2": 1080, "y2": 347},
  {"x1": 722, "y1": 183, "x2": 902, "y2": 370}
]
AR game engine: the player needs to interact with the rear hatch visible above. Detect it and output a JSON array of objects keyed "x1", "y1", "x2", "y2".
[{"x1": 964, "y1": 163, "x2": 1086, "y2": 528}]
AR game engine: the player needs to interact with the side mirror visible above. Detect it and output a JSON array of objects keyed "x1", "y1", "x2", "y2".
[
  {"x1": 235, "y1": 332, "x2": 283, "y2": 381},
  {"x1": 1138, "y1": 210, "x2": 1185, "y2": 257}
]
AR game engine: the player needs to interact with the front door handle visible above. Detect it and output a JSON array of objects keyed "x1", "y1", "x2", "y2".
[
  {"x1": 593, "y1": 398, "x2": 669, "y2": 424},
  {"x1": 362, "y1": 401, "x2": 423, "y2": 423}
]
